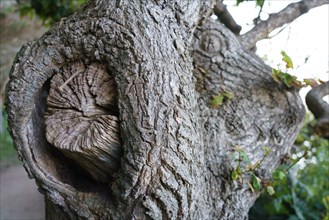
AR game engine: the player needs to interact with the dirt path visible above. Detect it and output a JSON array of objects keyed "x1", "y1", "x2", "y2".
[{"x1": 0, "y1": 166, "x2": 45, "y2": 220}]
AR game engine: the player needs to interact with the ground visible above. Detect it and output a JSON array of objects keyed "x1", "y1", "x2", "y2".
[{"x1": 0, "y1": 166, "x2": 45, "y2": 220}]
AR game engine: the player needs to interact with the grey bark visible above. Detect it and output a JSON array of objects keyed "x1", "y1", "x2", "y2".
[
  {"x1": 5, "y1": 0, "x2": 305, "y2": 219},
  {"x1": 192, "y1": 19, "x2": 305, "y2": 219},
  {"x1": 306, "y1": 81, "x2": 329, "y2": 138},
  {"x1": 213, "y1": 0, "x2": 241, "y2": 35}
]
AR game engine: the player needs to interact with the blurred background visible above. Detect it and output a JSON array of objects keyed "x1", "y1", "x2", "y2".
[
  {"x1": 0, "y1": 1, "x2": 85, "y2": 219},
  {"x1": 0, "y1": 1, "x2": 328, "y2": 220}
]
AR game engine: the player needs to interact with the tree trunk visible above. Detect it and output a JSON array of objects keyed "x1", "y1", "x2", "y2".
[{"x1": 5, "y1": 1, "x2": 305, "y2": 219}]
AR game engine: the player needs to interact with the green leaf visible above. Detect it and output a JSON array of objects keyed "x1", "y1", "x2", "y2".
[
  {"x1": 252, "y1": 174, "x2": 261, "y2": 191},
  {"x1": 256, "y1": 0, "x2": 265, "y2": 7},
  {"x1": 323, "y1": 196, "x2": 329, "y2": 210},
  {"x1": 19, "y1": 5, "x2": 34, "y2": 17},
  {"x1": 263, "y1": 146, "x2": 270, "y2": 154},
  {"x1": 303, "y1": 78, "x2": 319, "y2": 88},
  {"x1": 232, "y1": 165, "x2": 242, "y2": 181},
  {"x1": 210, "y1": 94, "x2": 224, "y2": 108},
  {"x1": 239, "y1": 151, "x2": 250, "y2": 164},
  {"x1": 274, "y1": 198, "x2": 282, "y2": 211},
  {"x1": 278, "y1": 171, "x2": 286, "y2": 180},
  {"x1": 231, "y1": 169, "x2": 239, "y2": 180},
  {"x1": 266, "y1": 185, "x2": 275, "y2": 195},
  {"x1": 272, "y1": 68, "x2": 281, "y2": 83},
  {"x1": 273, "y1": 170, "x2": 286, "y2": 180},
  {"x1": 222, "y1": 91, "x2": 234, "y2": 100},
  {"x1": 281, "y1": 72, "x2": 297, "y2": 87},
  {"x1": 295, "y1": 133, "x2": 304, "y2": 145},
  {"x1": 210, "y1": 91, "x2": 234, "y2": 108},
  {"x1": 281, "y1": 50, "x2": 294, "y2": 69},
  {"x1": 236, "y1": 0, "x2": 244, "y2": 6}
]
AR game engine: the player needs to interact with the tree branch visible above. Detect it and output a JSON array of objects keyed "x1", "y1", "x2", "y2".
[
  {"x1": 306, "y1": 81, "x2": 329, "y2": 138},
  {"x1": 213, "y1": 0, "x2": 241, "y2": 35},
  {"x1": 240, "y1": 0, "x2": 329, "y2": 50},
  {"x1": 192, "y1": 18, "x2": 305, "y2": 219}
]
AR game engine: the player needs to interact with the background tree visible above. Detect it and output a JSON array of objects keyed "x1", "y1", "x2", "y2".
[{"x1": 5, "y1": 0, "x2": 328, "y2": 219}]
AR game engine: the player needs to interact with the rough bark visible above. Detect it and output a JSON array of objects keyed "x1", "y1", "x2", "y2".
[
  {"x1": 192, "y1": 19, "x2": 305, "y2": 219},
  {"x1": 5, "y1": 1, "x2": 305, "y2": 220}
]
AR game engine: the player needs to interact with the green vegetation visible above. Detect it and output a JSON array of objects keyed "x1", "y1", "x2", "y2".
[
  {"x1": 0, "y1": 4, "x2": 15, "y2": 18},
  {"x1": 249, "y1": 115, "x2": 329, "y2": 220},
  {"x1": 272, "y1": 51, "x2": 322, "y2": 88},
  {"x1": 17, "y1": 0, "x2": 87, "y2": 25},
  {"x1": 210, "y1": 91, "x2": 234, "y2": 108},
  {"x1": 0, "y1": 1, "x2": 327, "y2": 218},
  {"x1": 231, "y1": 146, "x2": 271, "y2": 193},
  {"x1": 0, "y1": 107, "x2": 15, "y2": 161}
]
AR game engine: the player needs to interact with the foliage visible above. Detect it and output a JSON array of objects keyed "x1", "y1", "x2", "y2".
[
  {"x1": 0, "y1": 4, "x2": 16, "y2": 18},
  {"x1": 249, "y1": 115, "x2": 329, "y2": 220},
  {"x1": 17, "y1": 0, "x2": 87, "y2": 25},
  {"x1": 272, "y1": 51, "x2": 321, "y2": 88},
  {"x1": 210, "y1": 91, "x2": 234, "y2": 108},
  {"x1": 280, "y1": 50, "x2": 294, "y2": 69},
  {"x1": 231, "y1": 146, "x2": 270, "y2": 193},
  {"x1": 0, "y1": 108, "x2": 15, "y2": 160}
]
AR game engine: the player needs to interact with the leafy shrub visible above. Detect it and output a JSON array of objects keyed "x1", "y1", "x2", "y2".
[
  {"x1": 17, "y1": 0, "x2": 87, "y2": 25},
  {"x1": 249, "y1": 114, "x2": 329, "y2": 220}
]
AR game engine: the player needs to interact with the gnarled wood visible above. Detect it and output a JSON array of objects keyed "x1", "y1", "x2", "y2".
[
  {"x1": 5, "y1": 0, "x2": 214, "y2": 219},
  {"x1": 5, "y1": 0, "x2": 308, "y2": 219},
  {"x1": 45, "y1": 61, "x2": 121, "y2": 183}
]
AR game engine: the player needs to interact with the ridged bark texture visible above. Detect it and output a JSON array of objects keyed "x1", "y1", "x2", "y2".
[
  {"x1": 192, "y1": 20, "x2": 305, "y2": 219},
  {"x1": 5, "y1": 1, "x2": 304, "y2": 219}
]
